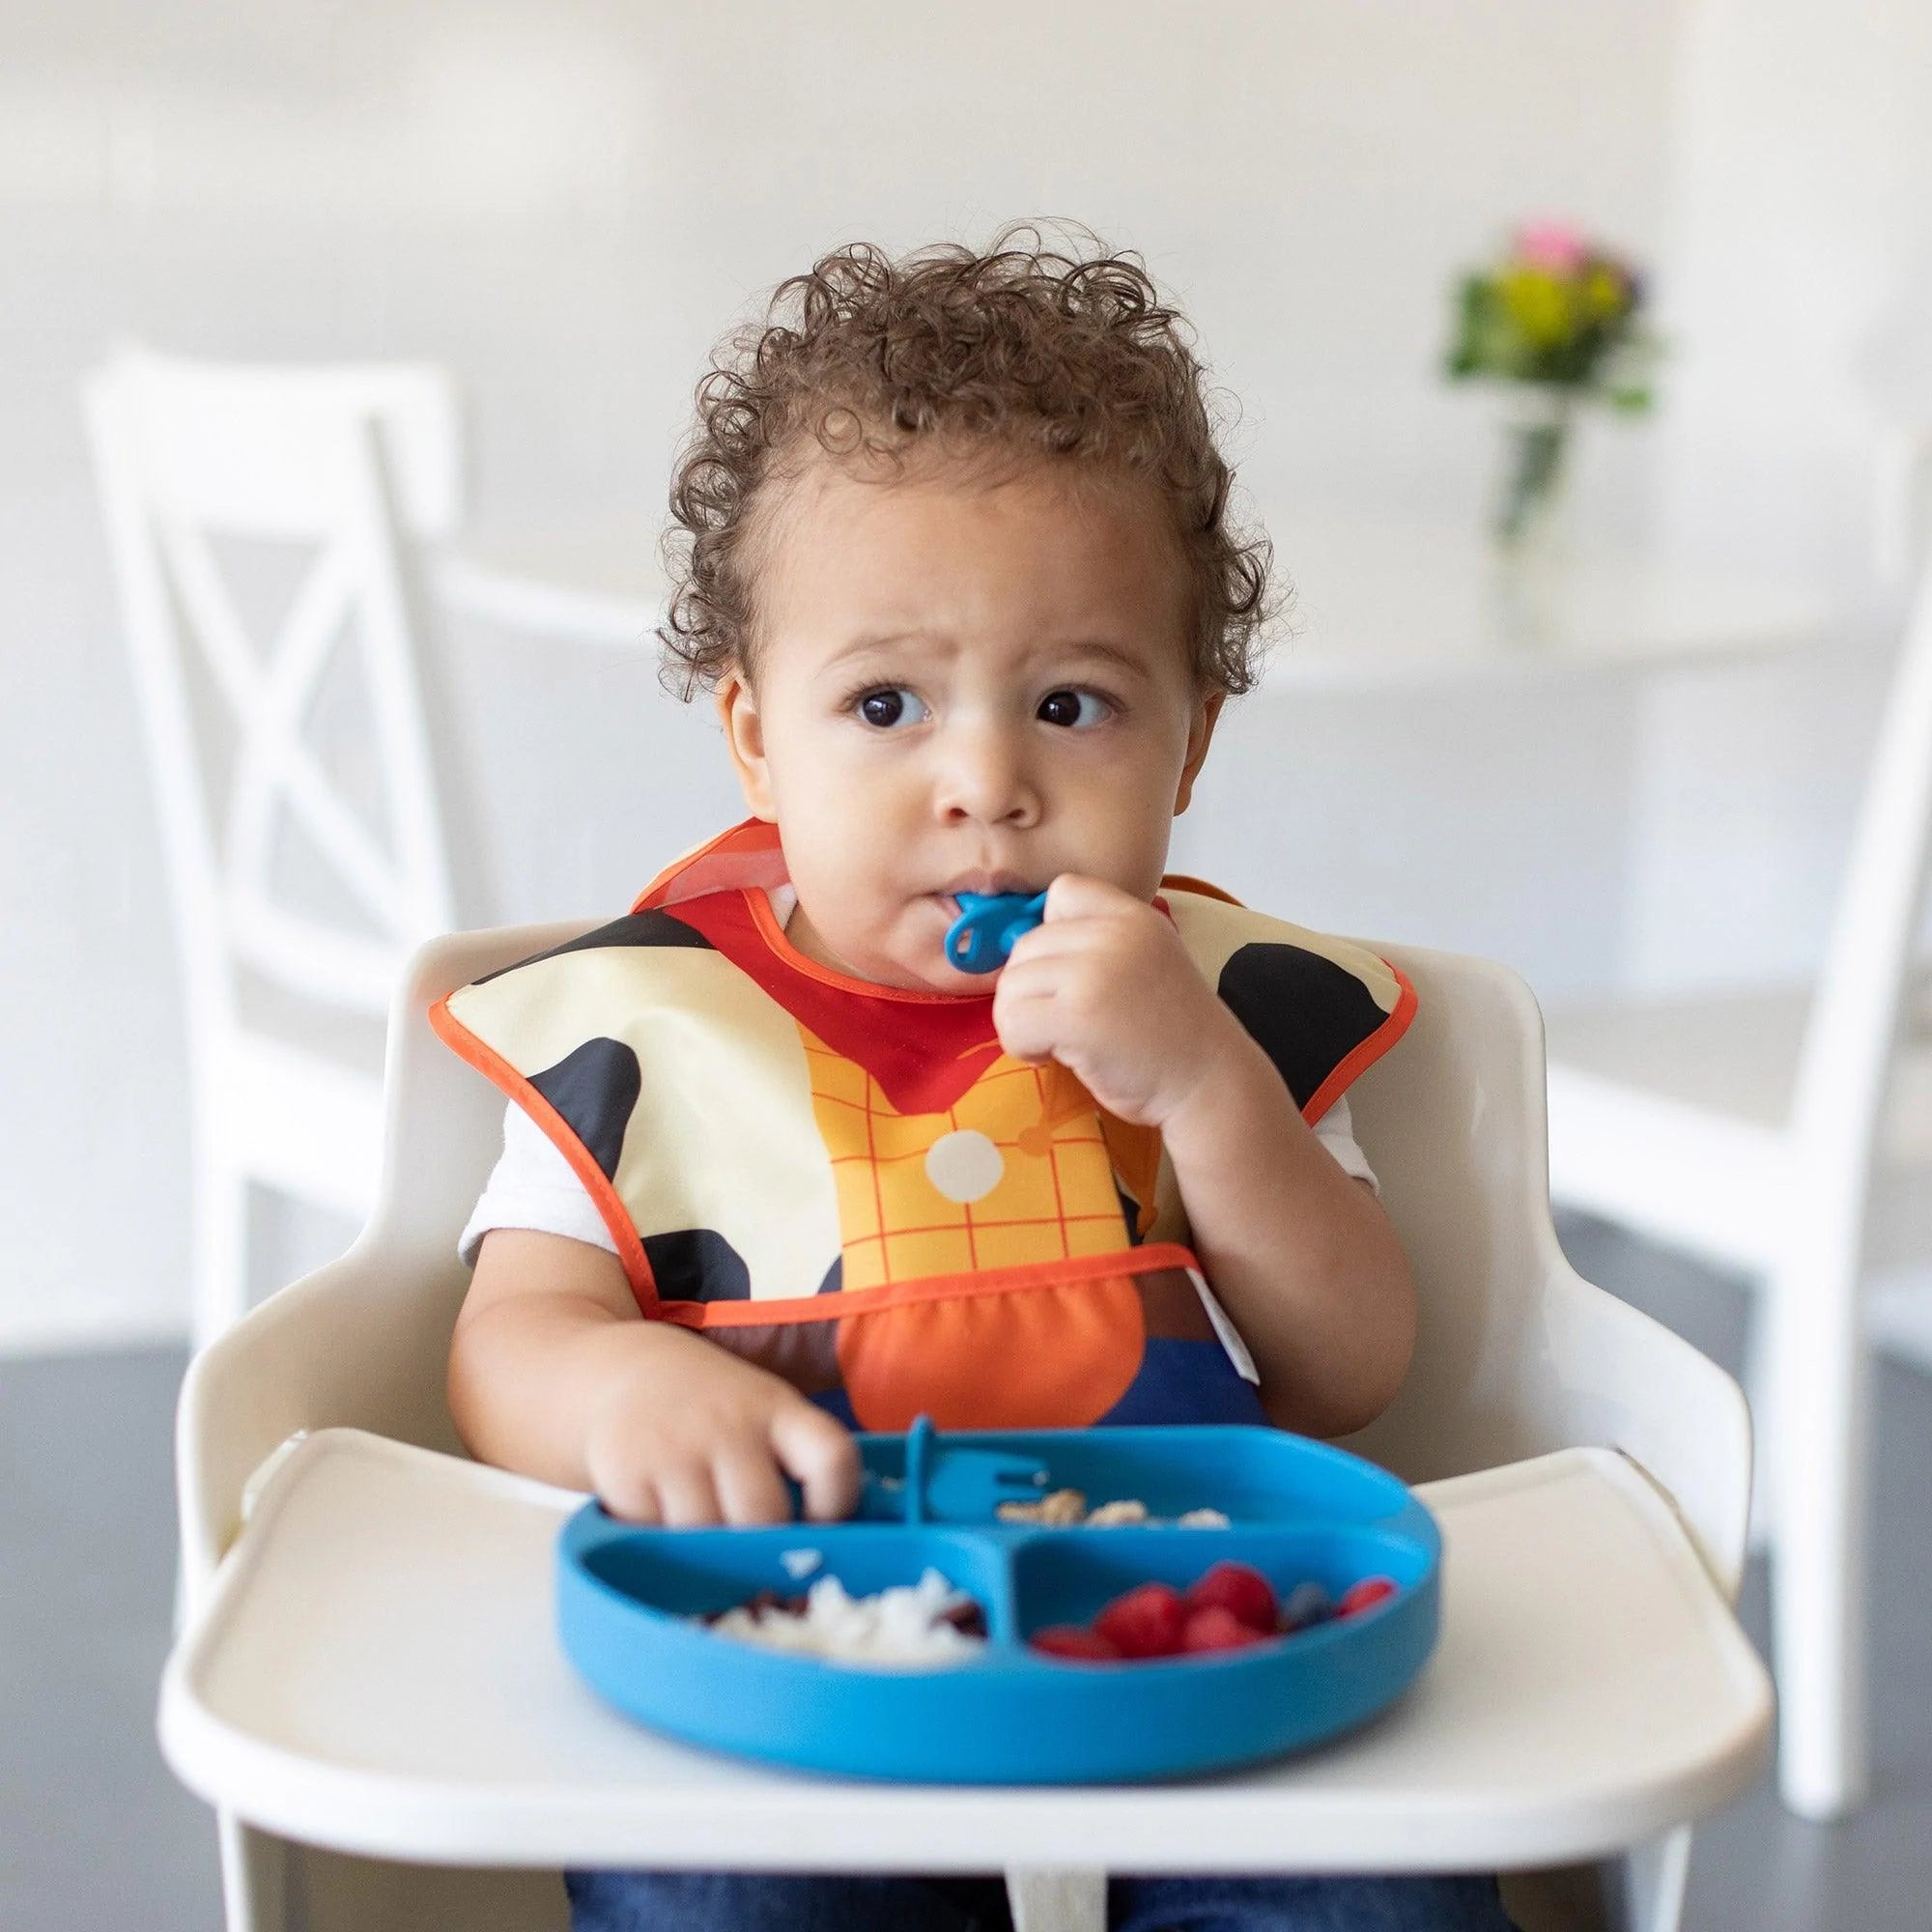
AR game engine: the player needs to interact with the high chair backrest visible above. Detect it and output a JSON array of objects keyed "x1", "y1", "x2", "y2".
[
  {"x1": 1342, "y1": 940, "x2": 1751, "y2": 1594},
  {"x1": 84, "y1": 347, "x2": 462, "y2": 1026},
  {"x1": 181, "y1": 925, "x2": 1749, "y2": 1609}
]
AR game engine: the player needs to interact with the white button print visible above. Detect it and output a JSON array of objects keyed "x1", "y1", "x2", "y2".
[{"x1": 923, "y1": 1128, "x2": 1005, "y2": 1204}]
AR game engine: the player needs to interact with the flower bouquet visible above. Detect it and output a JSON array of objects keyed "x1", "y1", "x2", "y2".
[{"x1": 1444, "y1": 222, "x2": 1658, "y2": 549}]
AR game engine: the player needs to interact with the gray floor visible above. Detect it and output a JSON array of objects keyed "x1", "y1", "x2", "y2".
[{"x1": 2, "y1": 1222, "x2": 1929, "y2": 1930}]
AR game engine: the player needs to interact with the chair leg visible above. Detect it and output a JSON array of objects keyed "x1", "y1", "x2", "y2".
[
  {"x1": 1605, "y1": 1827, "x2": 1690, "y2": 1932},
  {"x1": 1765, "y1": 1253, "x2": 1873, "y2": 1818},
  {"x1": 1006, "y1": 1866, "x2": 1106, "y2": 1932},
  {"x1": 192, "y1": 1134, "x2": 251, "y2": 1354},
  {"x1": 218, "y1": 1813, "x2": 288, "y2": 1932},
  {"x1": 1741, "y1": 1301, "x2": 1777, "y2": 1553}
]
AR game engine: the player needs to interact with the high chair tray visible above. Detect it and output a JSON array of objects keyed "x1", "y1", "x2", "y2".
[
  {"x1": 557, "y1": 1426, "x2": 1439, "y2": 1783},
  {"x1": 158, "y1": 1430, "x2": 1772, "y2": 1874}
]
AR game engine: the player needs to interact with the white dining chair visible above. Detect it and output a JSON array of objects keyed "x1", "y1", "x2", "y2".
[
  {"x1": 164, "y1": 926, "x2": 1757, "y2": 1932},
  {"x1": 1544, "y1": 444, "x2": 1932, "y2": 1821},
  {"x1": 84, "y1": 348, "x2": 465, "y2": 1352}
]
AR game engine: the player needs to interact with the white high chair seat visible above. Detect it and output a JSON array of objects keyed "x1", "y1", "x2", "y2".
[{"x1": 161, "y1": 928, "x2": 1770, "y2": 1932}]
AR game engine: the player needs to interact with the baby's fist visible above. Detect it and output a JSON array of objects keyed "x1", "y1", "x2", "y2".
[{"x1": 992, "y1": 875, "x2": 1246, "y2": 1127}]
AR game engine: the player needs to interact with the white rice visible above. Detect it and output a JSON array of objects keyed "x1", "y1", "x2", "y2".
[{"x1": 706, "y1": 1568, "x2": 986, "y2": 1667}]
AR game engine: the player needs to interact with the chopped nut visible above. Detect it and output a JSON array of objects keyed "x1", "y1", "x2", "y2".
[
  {"x1": 996, "y1": 1486, "x2": 1088, "y2": 1525},
  {"x1": 997, "y1": 1490, "x2": 1229, "y2": 1528}
]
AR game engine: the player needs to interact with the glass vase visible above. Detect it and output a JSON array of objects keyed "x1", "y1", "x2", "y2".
[{"x1": 1490, "y1": 385, "x2": 1576, "y2": 556}]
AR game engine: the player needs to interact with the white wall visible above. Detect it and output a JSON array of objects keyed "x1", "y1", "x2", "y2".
[
  {"x1": 1614, "y1": 0, "x2": 1932, "y2": 990},
  {"x1": 0, "y1": 0, "x2": 1906, "y2": 1350}
]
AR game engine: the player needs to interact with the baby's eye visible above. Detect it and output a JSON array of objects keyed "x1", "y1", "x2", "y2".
[
  {"x1": 1037, "y1": 688, "x2": 1112, "y2": 729},
  {"x1": 855, "y1": 687, "x2": 928, "y2": 729}
]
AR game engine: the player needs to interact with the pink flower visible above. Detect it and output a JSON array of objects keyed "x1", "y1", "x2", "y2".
[{"x1": 1515, "y1": 220, "x2": 1588, "y2": 273}]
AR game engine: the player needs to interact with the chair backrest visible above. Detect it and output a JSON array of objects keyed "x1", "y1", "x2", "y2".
[
  {"x1": 1340, "y1": 942, "x2": 1748, "y2": 1590},
  {"x1": 1337, "y1": 939, "x2": 1565, "y2": 1482},
  {"x1": 1788, "y1": 436, "x2": 1932, "y2": 1259},
  {"x1": 84, "y1": 348, "x2": 462, "y2": 1028}
]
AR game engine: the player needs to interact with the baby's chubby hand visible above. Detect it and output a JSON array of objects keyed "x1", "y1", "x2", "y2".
[
  {"x1": 991, "y1": 874, "x2": 1254, "y2": 1130},
  {"x1": 582, "y1": 1326, "x2": 862, "y2": 1528}
]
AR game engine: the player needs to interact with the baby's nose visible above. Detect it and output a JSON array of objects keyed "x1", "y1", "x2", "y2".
[{"x1": 935, "y1": 726, "x2": 1039, "y2": 827}]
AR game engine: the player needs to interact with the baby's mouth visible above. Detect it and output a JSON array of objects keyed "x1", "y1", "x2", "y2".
[{"x1": 940, "y1": 876, "x2": 1039, "y2": 910}]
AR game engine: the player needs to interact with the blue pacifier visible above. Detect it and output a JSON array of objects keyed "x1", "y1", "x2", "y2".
[{"x1": 946, "y1": 891, "x2": 1048, "y2": 974}]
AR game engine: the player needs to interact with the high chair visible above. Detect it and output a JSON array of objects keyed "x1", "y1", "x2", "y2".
[{"x1": 160, "y1": 927, "x2": 1771, "y2": 1932}]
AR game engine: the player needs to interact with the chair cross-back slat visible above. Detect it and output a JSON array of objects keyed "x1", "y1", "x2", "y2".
[
  {"x1": 340, "y1": 415, "x2": 455, "y2": 937},
  {"x1": 157, "y1": 505, "x2": 427, "y2": 957}
]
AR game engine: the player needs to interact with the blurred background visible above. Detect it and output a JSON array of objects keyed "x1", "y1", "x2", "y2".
[{"x1": 6, "y1": 1, "x2": 1932, "y2": 1926}]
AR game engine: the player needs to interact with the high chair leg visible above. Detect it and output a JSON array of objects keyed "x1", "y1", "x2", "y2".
[
  {"x1": 1006, "y1": 1865, "x2": 1105, "y2": 1932},
  {"x1": 1606, "y1": 1827, "x2": 1690, "y2": 1932},
  {"x1": 219, "y1": 1813, "x2": 289, "y2": 1932}
]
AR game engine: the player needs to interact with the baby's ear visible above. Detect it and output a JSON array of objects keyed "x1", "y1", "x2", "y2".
[
  {"x1": 716, "y1": 669, "x2": 778, "y2": 821},
  {"x1": 1173, "y1": 690, "x2": 1225, "y2": 815}
]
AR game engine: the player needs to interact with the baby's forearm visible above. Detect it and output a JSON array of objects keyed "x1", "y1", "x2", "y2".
[
  {"x1": 447, "y1": 1287, "x2": 713, "y2": 1492},
  {"x1": 447, "y1": 1229, "x2": 860, "y2": 1523},
  {"x1": 1161, "y1": 1032, "x2": 1416, "y2": 1437}
]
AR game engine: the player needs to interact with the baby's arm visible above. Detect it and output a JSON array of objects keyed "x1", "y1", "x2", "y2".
[
  {"x1": 447, "y1": 1228, "x2": 861, "y2": 1525},
  {"x1": 1155, "y1": 1037, "x2": 1414, "y2": 1437},
  {"x1": 994, "y1": 875, "x2": 1415, "y2": 1438}
]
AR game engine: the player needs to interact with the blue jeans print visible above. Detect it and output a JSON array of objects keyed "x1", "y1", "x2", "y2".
[{"x1": 565, "y1": 1869, "x2": 1519, "y2": 1930}]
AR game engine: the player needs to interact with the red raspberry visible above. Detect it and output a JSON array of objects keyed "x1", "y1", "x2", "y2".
[
  {"x1": 1335, "y1": 1576, "x2": 1399, "y2": 1619},
  {"x1": 1030, "y1": 1625, "x2": 1121, "y2": 1662},
  {"x1": 1093, "y1": 1582, "x2": 1188, "y2": 1659},
  {"x1": 1180, "y1": 1605, "x2": 1269, "y2": 1655},
  {"x1": 1183, "y1": 1561, "x2": 1279, "y2": 1634}
]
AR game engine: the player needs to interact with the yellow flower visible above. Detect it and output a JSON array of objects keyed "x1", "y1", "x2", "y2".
[
  {"x1": 1580, "y1": 265, "x2": 1628, "y2": 322},
  {"x1": 1499, "y1": 268, "x2": 1574, "y2": 350}
]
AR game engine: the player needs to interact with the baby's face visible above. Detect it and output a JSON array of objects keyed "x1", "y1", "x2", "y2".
[{"x1": 718, "y1": 452, "x2": 1220, "y2": 992}]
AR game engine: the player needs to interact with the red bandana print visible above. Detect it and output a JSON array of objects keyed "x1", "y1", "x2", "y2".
[{"x1": 665, "y1": 891, "x2": 1006, "y2": 1116}]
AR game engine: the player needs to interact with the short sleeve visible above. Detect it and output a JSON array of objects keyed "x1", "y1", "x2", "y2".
[
  {"x1": 1309, "y1": 1092, "x2": 1378, "y2": 1194},
  {"x1": 458, "y1": 1102, "x2": 621, "y2": 1265}
]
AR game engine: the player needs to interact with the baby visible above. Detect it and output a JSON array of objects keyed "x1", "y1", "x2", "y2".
[{"x1": 439, "y1": 231, "x2": 1515, "y2": 1932}]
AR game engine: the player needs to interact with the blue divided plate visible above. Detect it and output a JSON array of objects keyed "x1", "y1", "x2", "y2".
[{"x1": 556, "y1": 1425, "x2": 1440, "y2": 1783}]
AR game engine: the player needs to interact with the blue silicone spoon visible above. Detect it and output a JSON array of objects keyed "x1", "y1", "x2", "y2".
[
  {"x1": 946, "y1": 890, "x2": 1048, "y2": 973},
  {"x1": 786, "y1": 1417, "x2": 1050, "y2": 1523}
]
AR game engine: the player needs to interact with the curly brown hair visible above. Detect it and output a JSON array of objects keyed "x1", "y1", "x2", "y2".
[{"x1": 658, "y1": 226, "x2": 1275, "y2": 698}]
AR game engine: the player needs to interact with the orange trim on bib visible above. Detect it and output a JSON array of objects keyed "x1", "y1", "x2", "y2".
[
  {"x1": 653, "y1": 1240, "x2": 1199, "y2": 1331},
  {"x1": 744, "y1": 888, "x2": 992, "y2": 1007},
  {"x1": 1300, "y1": 964, "x2": 1419, "y2": 1126},
  {"x1": 1157, "y1": 872, "x2": 1246, "y2": 907},
  {"x1": 633, "y1": 818, "x2": 786, "y2": 913},
  {"x1": 428, "y1": 995, "x2": 658, "y2": 1306}
]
